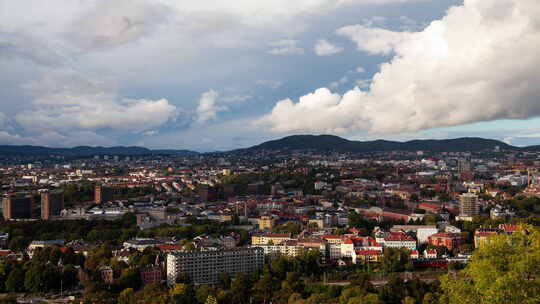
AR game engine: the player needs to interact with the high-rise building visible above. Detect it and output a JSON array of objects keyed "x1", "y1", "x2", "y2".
[
  {"x1": 41, "y1": 190, "x2": 64, "y2": 220},
  {"x1": 166, "y1": 247, "x2": 264, "y2": 285},
  {"x1": 199, "y1": 186, "x2": 217, "y2": 202},
  {"x1": 95, "y1": 185, "x2": 113, "y2": 204},
  {"x1": 459, "y1": 193, "x2": 479, "y2": 217},
  {"x1": 457, "y1": 158, "x2": 472, "y2": 174},
  {"x1": 2, "y1": 196, "x2": 34, "y2": 220}
]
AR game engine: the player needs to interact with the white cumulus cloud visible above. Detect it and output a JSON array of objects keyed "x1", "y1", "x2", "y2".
[
  {"x1": 15, "y1": 72, "x2": 177, "y2": 133},
  {"x1": 260, "y1": 0, "x2": 540, "y2": 135},
  {"x1": 196, "y1": 90, "x2": 227, "y2": 122}
]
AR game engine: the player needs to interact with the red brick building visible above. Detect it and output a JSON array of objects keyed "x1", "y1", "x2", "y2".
[
  {"x1": 428, "y1": 232, "x2": 464, "y2": 251},
  {"x1": 140, "y1": 266, "x2": 163, "y2": 285}
]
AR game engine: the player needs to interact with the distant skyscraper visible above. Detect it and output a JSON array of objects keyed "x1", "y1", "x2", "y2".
[
  {"x1": 459, "y1": 193, "x2": 479, "y2": 217},
  {"x1": 95, "y1": 185, "x2": 113, "y2": 204},
  {"x1": 458, "y1": 157, "x2": 472, "y2": 174},
  {"x1": 2, "y1": 196, "x2": 34, "y2": 220},
  {"x1": 41, "y1": 190, "x2": 64, "y2": 220}
]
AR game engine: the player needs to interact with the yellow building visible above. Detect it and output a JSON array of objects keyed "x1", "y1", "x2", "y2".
[
  {"x1": 258, "y1": 216, "x2": 275, "y2": 230},
  {"x1": 251, "y1": 233, "x2": 291, "y2": 245}
]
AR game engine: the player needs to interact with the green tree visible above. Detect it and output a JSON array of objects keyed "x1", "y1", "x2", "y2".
[
  {"x1": 5, "y1": 268, "x2": 25, "y2": 292},
  {"x1": 118, "y1": 288, "x2": 136, "y2": 304},
  {"x1": 440, "y1": 225, "x2": 540, "y2": 304}
]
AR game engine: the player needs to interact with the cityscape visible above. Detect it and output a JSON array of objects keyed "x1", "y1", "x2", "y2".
[
  {"x1": 0, "y1": 135, "x2": 540, "y2": 303},
  {"x1": 1, "y1": 0, "x2": 540, "y2": 303}
]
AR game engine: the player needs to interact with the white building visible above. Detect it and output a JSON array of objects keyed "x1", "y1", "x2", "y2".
[{"x1": 166, "y1": 247, "x2": 264, "y2": 285}]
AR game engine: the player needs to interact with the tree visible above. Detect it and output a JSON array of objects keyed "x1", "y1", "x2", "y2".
[
  {"x1": 5, "y1": 268, "x2": 25, "y2": 292},
  {"x1": 440, "y1": 225, "x2": 540, "y2": 304},
  {"x1": 380, "y1": 248, "x2": 410, "y2": 273},
  {"x1": 24, "y1": 264, "x2": 59, "y2": 292},
  {"x1": 170, "y1": 283, "x2": 196, "y2": 304},
  {"x1": 118, "y1": 288, "x2": 136, "y2": 304},
  {"x1": 401, "y1": 296, "x2": 416, "y2": 304}
]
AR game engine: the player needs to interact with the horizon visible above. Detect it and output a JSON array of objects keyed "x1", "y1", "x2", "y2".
[
  {"x1": 1, "y1": 0, "x2": 539, "y2": 151},
  {"x1": 0, "y1": 134, "x2": 534, "y2": 153}
]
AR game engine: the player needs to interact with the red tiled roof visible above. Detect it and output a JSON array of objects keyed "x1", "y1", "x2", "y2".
[
  {"x1": 385, "y1": 232, "x2": 415, "y2": 242},
  {"x1": 156, "y1": 244, "x2": 183, "y2": 251},
  {"x1": 356, "y1": 250, "x2": 383, "y2": 255}
]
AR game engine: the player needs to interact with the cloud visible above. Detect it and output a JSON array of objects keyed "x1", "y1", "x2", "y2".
[
  {"x1": 354, "y1": 66, "x2": 366, "y2": 73},
  {"x1": 196, "y1": 90, "x2": 227, "y2": 122},
  {"x1": 260, "y1": 0, "x2": 540, "y2": 135},
  {"x1": 15, "y1": 71, "x2": 177, "y2": 133},
  {"x1": 65, "y1": 0, "x2": 170, "y2": 50},
  {"x1": 355, "y1": 79, "x2": 371, "y2": 89},
  {"x1": 255, "y1": 79, "x2": 283, "y2": 89},
  {"x1": 314, "y1": 39, "x2": 344, "y2": 56},
  {"x1": 221, "y1": 95, "x2": 252, "y2": 103},
  {"x1": 329, "y1": 76, "x2": 349, "y2": 89},
  {"x1": 0, "y1": 30, "x2": 64, "y2": 66},
  {"x1": 337, "y1": 25, "x2": 412, "y2": 55},
  {"x1": 267, "y1": 39, "x2": 305, "y2": 55}
]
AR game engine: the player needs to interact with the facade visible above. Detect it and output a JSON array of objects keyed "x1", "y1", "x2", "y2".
[
  {"x1": 100, "y1": 266, "x2": 114, "y2": 284},
  {"x1": 428, "y1": 232, "x2": 464, "y2": 251},
  {"x1": 459, "y1": 193, "x2": 479, "y2": 217},
  {"x1": 474, "y1": 230, "x2": 499, "y2": 248},
  {"x1": 382, "y1": 232, "x2": 417, "y2": 250},
  {"x1": 41, "y1": 190, "x2": 64, "y2": 220},
  {"x1": 166, "y1": 247, "x2": 264, "y2": 285},
  {"x1": 0, "y1": 231, "x2": 8, "y2": 248},
  {"x1": 258, "y1": 215, "x2": 275, "y2": 230},
  {"x1": 2, "y1": 196, "x2": 34, "y2": 220},
  {"x1": 251, "y1": 233, "x2": 291, "y2": 245},
  {"x1": 140, "y1": 266, "x2": 163, "y2": 285},
  {"x1": 95, "y1": 185, "x2": 114, "y2": 204}
]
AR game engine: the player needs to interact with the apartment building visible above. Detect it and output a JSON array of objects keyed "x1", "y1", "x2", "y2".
[{"x1": 166, "y1": 247, "x2": 264, "y2": 285}]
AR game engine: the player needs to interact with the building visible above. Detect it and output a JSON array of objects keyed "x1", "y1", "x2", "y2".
[
  {"x1": 251, "y1": 233, "x2": 292, "y2": 245},
  {"x1": 474, "y1": 230, "x2": 498, "y2": 248},
  {"x1": 123, "y1": 238, "x2": 163, "y2": 251},
  {"x1": 140, "y1": 266, "x2": 163, "y2": 285},
  {"x1": 459, "y1": 193, "x2": 479, "y2": 218},
  {"x1": 258, "y1": 215, "x2": 275, "y2": 230},
  {"x1": 0, "y1": 231, "x2": 8, "y2": 248},
  {"x1": 390, "y1": 225, "x2": 438, "y2": 244},
  {"x1": 100, "y1": 266, "x2": 114, "y2": 284},
  {"x1": 41, "y1": 190, "x2": 64, "y2": 220},
  {"x1": 95, "y1": 185, "x2": 113, "y2": 204},
  {"x1": 428, "y1": 232, "x2": 464, "y2": 251},
  {"x1": 199, "y1": 186, "x2": 217, "y2": 202},
  {"x1": 2, "y1": 196, "x2": 34, "y2": 220},
  {"x1": 458, "y1": 158, "x2": 472, "y2": 174},
  {"x1": 166, "y1": 247, "x2": 264, "y2": 285},
  {"x1": 382, "y1": 232, "x2": 417, "y2": 250}
]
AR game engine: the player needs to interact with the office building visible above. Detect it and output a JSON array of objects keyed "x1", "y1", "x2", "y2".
[
  {"x1": 459, "y1": 193, "x2": 479, "y2": 217},
  {"x1": 95, "y1": 185, "x2": 113, "y2": 204},
  {"x1": 166, "y1": 247, "x2": 264, "y2": 285},
  {"x1": 2, "y1": 196, "x2": 34, "y2": 220},
  {"x1": 41, "y1": 190, "x2": 64, "y2": 220}
]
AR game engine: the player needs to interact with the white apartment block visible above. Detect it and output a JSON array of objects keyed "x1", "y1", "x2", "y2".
[{"x1": 166, "y1": 247, "x2": 264, "y2": 285}]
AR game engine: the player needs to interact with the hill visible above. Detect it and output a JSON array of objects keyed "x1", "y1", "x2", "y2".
[
  {"x1": 0, "y1": 145, "x2": 199, "y2": 156},
  {"x1": 241, "y1": 135, "x2": 523, "y2": 153}
]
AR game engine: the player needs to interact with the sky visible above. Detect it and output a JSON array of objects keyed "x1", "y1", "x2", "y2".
[{"x1": 1, "y1": 0, "x2": 540, "y2": 152}]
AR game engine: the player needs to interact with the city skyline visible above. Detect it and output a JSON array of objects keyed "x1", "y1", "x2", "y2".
[{"x1": 1, "y1": 0, "x2": 539, "y2": 151}]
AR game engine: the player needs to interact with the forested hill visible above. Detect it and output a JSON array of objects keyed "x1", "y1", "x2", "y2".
[{"x1": 239, "y1": 135, "x2": 528, "y2": 153}]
